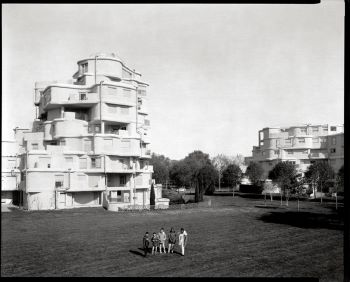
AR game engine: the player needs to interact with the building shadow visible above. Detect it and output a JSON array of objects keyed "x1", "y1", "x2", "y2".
[{"x1": 258, "y1": 211, "x2": 344, "y2": 230}]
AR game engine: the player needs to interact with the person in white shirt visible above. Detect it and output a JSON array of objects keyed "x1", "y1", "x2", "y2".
[
  {"x1": 158, "y1": 228, "x2": 167, "y2": 254},
  {"x1": 178, "y1": 228, "x2": 188, "y2": 256}
]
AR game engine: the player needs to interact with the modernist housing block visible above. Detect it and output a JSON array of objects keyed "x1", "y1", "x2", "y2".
[
  {"x1": 245, "y1": 124, "x2": 344, "y2": 178},
  {"x1": 2, "y1": 52, "x2": 161, "y2": 211}
]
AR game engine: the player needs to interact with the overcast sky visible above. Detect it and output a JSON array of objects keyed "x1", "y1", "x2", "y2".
[{"x1": 2, "y1": 2, "x2": 344, "y2": 160}]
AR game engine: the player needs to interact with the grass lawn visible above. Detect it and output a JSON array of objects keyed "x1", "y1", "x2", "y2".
[{"x1": 1, "y1": 195, "x2": 344, "y2": 280}]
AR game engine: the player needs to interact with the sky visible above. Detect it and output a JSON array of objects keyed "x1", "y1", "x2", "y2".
[{"x1": 2, "y1": 2, "x2": 344, "y2": 160}]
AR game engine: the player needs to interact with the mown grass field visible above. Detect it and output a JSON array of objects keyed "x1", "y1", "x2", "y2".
[{"x1": 1, "y1": 195, "x2": 344, "y2": 280}]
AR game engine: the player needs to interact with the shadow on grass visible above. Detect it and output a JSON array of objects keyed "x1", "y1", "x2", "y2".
[
  {"x1": 129, "y1": 249, "x2": 146, "y2": 257},
  {"x1": 255, "y1": 205, "x2": 279, "y2": 209},
  {"x1": 258, "y1": 211, "x2": 344, "y2": 230}
]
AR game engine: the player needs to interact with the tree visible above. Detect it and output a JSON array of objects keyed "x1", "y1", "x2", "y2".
[
  {"x1": 184, "y1": 151, "x2": 215, "y2": 202},
  {"x1": 150, "y1": 183, "x2": 155, "y2": 209},
  {"x1": 263, "y1": 180, "x2": 276, "y2": 202},
  {"x1": 211, "y1": 154, "x2": 230, "y2": 191},
  {"x1": 245, "y1": 162, "x2": 264, "y2": 186},
  {"x1": 268, "y1": 161, "x2": 298, "y2": 206},
  {"x1": 332, "y1": 165, "x2": 344, "y2": 210},
  {"x1": 337, "y1": 165, "x2": 344, "y2": 192},
  {"x1": 169, "y1": 160, "x2": 192, "y2": 188},
  {"x1": 198, "y1": 164, "x2": 217, "y2": 197},
  {"x1": 150, "y1": 153, "x2": 172, "y2": 186},
  {"x1": 169, "y1": 151, "x2": 217, "y2": 202},
  {"x1": 290, "y1": 177, "x2": 306, "y2": 212},
  {"x1": 222, "y1": 164, "x2": 242, "y2": 197},
  {"x1": 231, "y1": 154, "x2": 246, "y2": 167},
  {"x1": 304, "y1": 161, "x2": 335, "y2": 203}
]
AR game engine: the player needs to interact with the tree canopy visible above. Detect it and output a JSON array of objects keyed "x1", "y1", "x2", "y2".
[
  {"x1": 304, "y1": 161, "x2": 335, "y2": 192},
  {"x1": 169, "y1": 150, "x2": 217, "y2": 202},
  {"x1": 268, "y1": 161, "x2": 299, "y2": 197},
  {"x1": 222, "y1": 164, "x2": 242, "y2": 188},
  {"x1": 150, "y1": 153, "x2": 172, "y2": 185},
  {"x1": 245, "y1": 161, "x2": 264, "y2": 185}
]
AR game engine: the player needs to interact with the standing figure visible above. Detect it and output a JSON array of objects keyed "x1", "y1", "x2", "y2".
[
  {"x1": 143, "y1": 232, "x2": 150, "y2": 257},
  {"x1": 151, "y1": 232, "x2": 160, "y2": 255},
  {"x1": 178, "y1": 228, "x2": 188, "y2": 256},
  {"x1": 158, "y1": 228, "x2": 167, "y2": 254},
  {"x1": 168, "y1": 227, "x2": 177, "y2": 253}
]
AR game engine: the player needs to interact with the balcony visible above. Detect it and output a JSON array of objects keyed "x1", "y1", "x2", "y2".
[
  {"x1": 102, "y1": 93, "x2": 134, "y2": 107},
  {"x1": 309, "y1": 152, "x2": 328, "y2": 159},
  {"x1": 140, "y1": 149, "x2": 151, "y2": 159},
  {"x1": 42, "y1": 87, "x2": 98, "y2": 109}
]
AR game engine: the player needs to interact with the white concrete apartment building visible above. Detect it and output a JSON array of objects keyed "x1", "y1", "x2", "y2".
[
  {"x1": 245, "y1": 124, "x2": 344, "y2": 178},
  {"x1": 2, "y1": 52, "x2": 163, "y2": 211},
  {"x1": 1, "y1": 140, "x2": 22, "y2": 204}
]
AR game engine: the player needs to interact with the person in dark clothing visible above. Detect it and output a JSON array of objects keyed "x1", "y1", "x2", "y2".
[
  {"x1": 168, "y1": 227, "x2": 177, "y2": 253},
  {"x1": 143, "y1": 232, "x2": 150, "y2": 257},
  {"x1": 151, "y1": 232, "x2": 160, "y2": 255}
]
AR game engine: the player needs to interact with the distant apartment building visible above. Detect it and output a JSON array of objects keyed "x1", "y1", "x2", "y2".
[
  {"x1": 245, "y1": 124, "x2": 344, "y2": 178},
  {"x1": 1, "y1": 52, "x2": 167, "y2": 211}
]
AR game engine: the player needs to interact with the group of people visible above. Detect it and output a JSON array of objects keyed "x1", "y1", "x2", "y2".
[{"x1": 142, "y1": 227, "x2": 188, "y2": 257}]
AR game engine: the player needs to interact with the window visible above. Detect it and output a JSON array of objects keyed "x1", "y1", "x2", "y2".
[
  {"x1": 298, "y1": 138, "x2": 305, "y2": 143},
  {"x1": 60, "y1": 139, "x2": 66, "y2": 146},
  {"x1": 123, "y1": 192, "x2": 130, "y2": 203},
  {"x1": 110, "y1": 191, "x2": 122, "y2": 202},
  {"x1": 95, "y1": 125, "x2": 101, "y2": 133},
  {"x1": 32, "y1": 143, "x2": 39, "y2": 150},
  {"x1": 91, "y1": 157, "x2": 101, "y2": 168},
  {"x1": 330, "y1": 126, "x2": 336, "y2": 131},
  {"x1": 312, "y1": 127, "x2": 319, "y2": 133},
  {"x1": 79, "y1": 158, "x2": 87, "y2": 169},
  {"x1": 312, "y1": 138, "x2": 319, "y2": 143},
  {"x1": 322, "y1": 126, "x2": 328, "y2": 132},
  {"x1": 274, "y1": 150, "x2": 279, "y2": 155},
  {"x1": 330, "y1": 148, "x2": 336, "y2": 154},
  {"x1": 288, "y1": 151, "x2": 293, "y2": 155},
  {"x1": 81, "y1": 63, "x2": 88, "y2": 73},
  {"x1": 88, "y1": 125, "x2": 92, "y2": 133},
  {"x1": 300, "y1": 128, "x2": 306, "y2": 134},
  {"x1": 7, "y1": 160, "x2": 16, "y2": 169},
  {"x1": 262, "y1": 151, "x2": 265, "y2": 156},
  {"x1": 120, "y1": 175, "x2": 126, "y2": 186},
  {"x1": 285, "y1": 139, "x2": 291, "y2": 144},
  {"x1": 276, "y1": 139, "x2": 280, "y2": 146},
  {"x1": 79, "y1": 92, "x2": 87, "y2": 101},
  {"x1": 21, "y1": 171, "x2": 26, "y2": 181},
  {"x1": 331, "y1": 137, "x2": 336, "y2": 145},
  {"x1": 55, "y1": 175, "x2": 64, "y2": 189}
]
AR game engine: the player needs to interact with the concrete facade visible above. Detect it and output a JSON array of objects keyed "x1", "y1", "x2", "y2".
[
  {"x1": 245, "y1": 124, "x2": 344, "y2": 178},
  {"x1": 2, "y1": 52, "x2": 159, "y2": 211}
]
